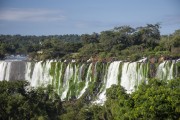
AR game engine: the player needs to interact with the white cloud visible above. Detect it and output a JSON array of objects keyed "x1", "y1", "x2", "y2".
[{"x1": 0, "y1": 8, "x2": 66, "y2": 22}]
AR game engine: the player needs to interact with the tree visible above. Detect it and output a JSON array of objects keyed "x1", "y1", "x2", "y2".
[
  {"x1": 0, "y1": 81, "x2": 62, "y2": 120},
  {"x1": 81, "y1": 33, "x2": 99, "y2": 44},
  {"x1": 136, "y1": 24, "x2": 160, "y2": 48},
  {"x1": 101, "y1": 78, "x2": 180, "y2": 119},
  {"x1": 105, "y1": 85, "x2": 133, "y2": 120},
  {"x1": 131, "y1": 78, "x2": 180, "y2": 119}
]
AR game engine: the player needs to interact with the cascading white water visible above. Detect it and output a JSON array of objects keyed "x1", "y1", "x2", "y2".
[
  {"x1": 42, "y1": 60, "x2": 53, "y2": 86},
  {"x1": 121, "y1": 62, "x2": 134, "y2": 93},
  {"x1": 5, "y1": 62, "x2": 11, "y2": 81},
  {"x1": 120, "y1": 62, "x2": 148, "y2": 93},
  {"x1": 95, "y1": 61, "x2": 121, "y2": 104},
  {"x1": 78, "y1": 64, "x2": 84, "y2": 82},
  {"x1": 61, "y1": 64, "x2": 74, "y2": 100},
  {"x1": 73, "y1": 64, "x2": 82, "y2": 98},
  {"x1": 28, "y1": 61, "x2": 52, "y2": 87},
  {"x1": 30, "y1": 62, "x2": 42, "y2": 86},
  {"x1": 0, "y1": 59, "x2": 178, "y2": 103},
  {"x1": 137, "y1": 63, "x2": 149, "y2": 85},
  {"x1": 25, "y1": 62, "x2": 32, "y2": 83},
  {"x1": 156, "y1": 61, "x2": 175, "y2": 80},
  {"x1": 57, "y1": 63, "x2": 63, "y2": 95},
  {"x1": 78, "y1": 63, "x2": 92, "y2": 98},
  {"x1": 74, "y1": 64, "x2": 85, "y2": 98},
  {"x1": 0, "y1": 61, "x2": 7, "y2": 80},
  {"x1": 73, "y1": 65, "x2": 78, "y2": 84},
  {"x1": 0, "y1": 61, "x2": 11, "y2": 81},
  {"x1": 167, "y1": 61, "x2": 175, "y2": 80}
]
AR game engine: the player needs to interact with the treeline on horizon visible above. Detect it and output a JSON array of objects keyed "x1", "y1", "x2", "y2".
[{"x1": 0, "y1": 24, "x2": 180, "y2": 61}]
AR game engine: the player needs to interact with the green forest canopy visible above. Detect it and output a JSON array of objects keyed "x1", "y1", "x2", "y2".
[
  {"x1": 0, "y1": 24, "x2": 180, "y2": 61},
  {"x1": 0, "y1": 78, "x2": 179, "y2": 119}
]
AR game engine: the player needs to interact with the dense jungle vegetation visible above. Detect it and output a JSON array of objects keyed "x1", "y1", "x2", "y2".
[
  {"x1": 0, "y1": 78, "x2": 179, "y2": 120},
  {"x1": 0, "y1": 24, "x2": 179, "y2": 61}
]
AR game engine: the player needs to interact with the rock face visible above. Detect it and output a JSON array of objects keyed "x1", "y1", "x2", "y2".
[
  {"x1": 0, "y1": 59, "x2": 179, "y2": 104},
  {"x1": 158, "y1": 56, "x2": 165, "y2": 63},
  {"x1": 149, "y1": 63, "x2": 156, "y2": 78}
]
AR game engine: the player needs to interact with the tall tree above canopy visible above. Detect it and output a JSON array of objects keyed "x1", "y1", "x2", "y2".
[
  {"x1": 113, "y1": 26, "x2": 135, "y2": 34},
  {"x1": 113, "y1": 26, "x2": 135, "y2": 47},
  {"x1": 136, "y1": 24, "x2": 160, "y2": 48}
]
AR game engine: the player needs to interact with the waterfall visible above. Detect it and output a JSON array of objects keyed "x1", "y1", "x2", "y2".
[
  {"x1": 78, "y1": 63, "x2": 92, "y2": 98},
  {"x1": 61, "y1": 63, "x2": 74, "y2": 100},
  {"x1": 0, "y1": 60, "x2": 178, "y2": 103},
  {"x1": 156, "y1": 61, "x2": 175, "y2": 80},
  {"x1": 168, "y1": 61, "x2": 175, "y2": 80},
  {"x1": 0, "y1": 61, "x2": 7, "y2": 81},
  {"x1": 5, "y1": 62, "x2": 11, "y2": 81},
  {"x1": 29, "y1": 61, "x2": 52, "y2": 87},
  {"x1": 95, "y1": 61, "x2": 121, "y2": 104},
  {"x1": 0, "y1": 61, "x2": 6, "y2": 80},
  {"x1": 25, "y1": 62, "x2": 32, "y2": 82},
  {"x1": 121, "y1": 62, "x2": 148, "y2": 93},
  {"x1": 57, "y1": 63, "x2": 63, "y2": 95},
  {"x1": 30, "y1": 62, "x2": 42, "y2": 86},
  {"x1": 75, "y1": 64, "x2": 85, "y2": 98},
  {"x1": 0, "y1": 61, "x2": 9, "y2": 81}
]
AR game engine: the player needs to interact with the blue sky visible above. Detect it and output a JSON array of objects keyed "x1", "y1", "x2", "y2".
[{"x1": 0, "y1": 0, "x2": 179, "y2": 35}]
